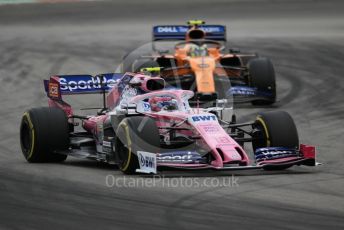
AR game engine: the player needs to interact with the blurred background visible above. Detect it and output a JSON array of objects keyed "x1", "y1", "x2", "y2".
[{"x1": 0, "y1": 0, "x2": 343, "y2": 229}]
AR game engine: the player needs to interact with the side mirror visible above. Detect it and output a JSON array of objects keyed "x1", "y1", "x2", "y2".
[
  {"x1": 116, "y1": 103, "x2": 138, "y2": 115},
  {"x1": 216, "y1": 99, "x2": 228, "y2": 108}
]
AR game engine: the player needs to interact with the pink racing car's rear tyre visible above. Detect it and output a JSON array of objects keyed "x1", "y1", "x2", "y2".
[{"x1": 20, "y1": 107, "x2": 69, "y2": 163}]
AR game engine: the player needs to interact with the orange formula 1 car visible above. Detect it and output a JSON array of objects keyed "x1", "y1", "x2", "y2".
[{"x1": 122, "y1": 20, "x2": 276, "y2": 105}]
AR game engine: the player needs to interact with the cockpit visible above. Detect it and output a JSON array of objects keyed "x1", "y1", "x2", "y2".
[
  {"x1": 132, "y1": 90, "x2": 194, "y2": 114},
  {"x1": 174, "y1": 40, "x2": 223, "y2": 59},
  {"x1": 148, "y1": 96, "x2": 179, "y2": 112}
]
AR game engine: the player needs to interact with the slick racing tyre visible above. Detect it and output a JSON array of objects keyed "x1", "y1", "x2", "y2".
[
  {"x1": 20, "y1": 107, "x2": 69, "y2": 163},
  {"x1": 252, "y1": 111, "x2": 299, "y2": 170},
  {"x1": 252, "y1": 111, "x2": 299, "y2": 151},
  {"x1": 115, "y1": 116, "x2": 160, "y2": 174},
  {"x1": 248, "y1": 57, "x2": 276, "y2": 105}
]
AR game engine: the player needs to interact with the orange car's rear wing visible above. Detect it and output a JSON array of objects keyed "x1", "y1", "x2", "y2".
[{"x1": 152, "y1": 25, "x2": 226, "y2": 41}]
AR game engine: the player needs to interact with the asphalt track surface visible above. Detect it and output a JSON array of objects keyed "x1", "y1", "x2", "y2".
[{"x1": 0, "y1": 0, "x2": 344, "y2": 229}]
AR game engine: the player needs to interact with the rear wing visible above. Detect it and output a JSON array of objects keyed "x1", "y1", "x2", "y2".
[
  {"x1": 152, "y1": 25, "x2": 226, "y2": 41},
  {"x1": 44, "y1": 73, "x2": 124, "y2": 100}
]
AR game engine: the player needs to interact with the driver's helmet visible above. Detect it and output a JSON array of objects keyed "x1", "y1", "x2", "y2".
[
  {"x1": 188, "y1": 44, "x2": 209, "y2": 57},
  {"x1": 149, "y1": 96, "x2": 178, "y2": 112}
]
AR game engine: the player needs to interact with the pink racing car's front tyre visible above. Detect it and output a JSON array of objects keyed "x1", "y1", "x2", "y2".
[
  {"x1": 115, "y1": 116, "x2": 160, "y2": 174},
  {"x1": 252, "y1": 111, "x2": 299, "y2": 170}
]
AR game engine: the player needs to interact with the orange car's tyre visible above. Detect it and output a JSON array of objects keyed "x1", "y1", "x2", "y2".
[
  {"x1": 248, "y1": 57, "x2": 276, "y2": 105},
  {"x1": 20, "y1": 107, "x2": 69, "y2": 163}
]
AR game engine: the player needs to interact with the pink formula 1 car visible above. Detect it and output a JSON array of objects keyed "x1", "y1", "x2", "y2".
[{"x1": 20, "y1": 72, "x2": 318, "y2": 174}]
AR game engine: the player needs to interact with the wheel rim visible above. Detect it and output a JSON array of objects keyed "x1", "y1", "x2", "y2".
[
  {"x1": 117, "y1": 123, "x2": 132, "y2": 171},
  {"x1": 20, "y1": 120, "x2": 32, "y2": 157},
  {"x1": 118, "y1": 140, "x2": 130, "y2": 170},
  {"x1": 252, "y1": 119, "x2": 269, "y2": 151}
]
